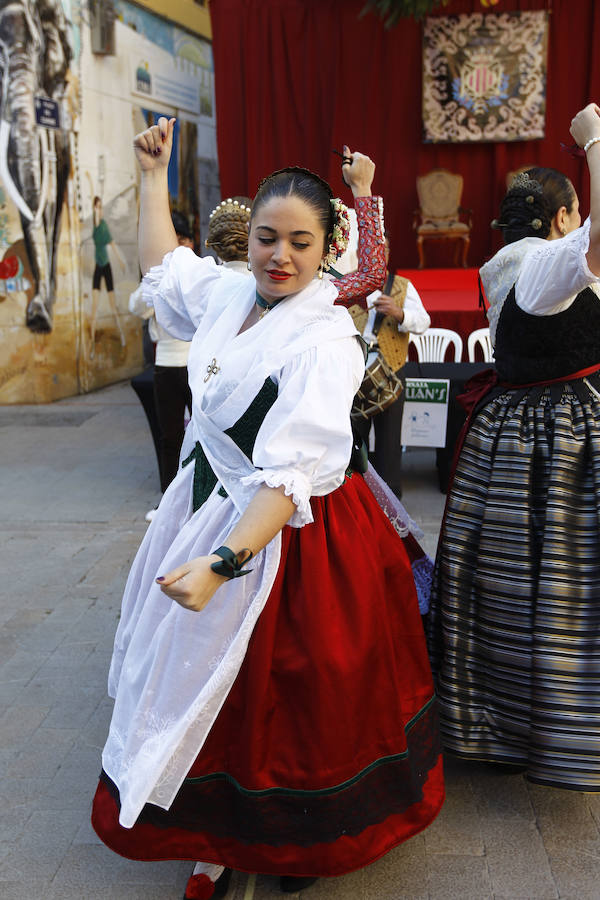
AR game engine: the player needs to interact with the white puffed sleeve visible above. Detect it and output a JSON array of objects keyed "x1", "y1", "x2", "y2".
[
  {"x1": 241, "y1": 336, "x2": 365, "y2": 527},
  {"x1": 516, "y1": 218, "x2": 600, "y2": 315},
  {"x1": 141, "y1": 246, "x2": 235, "y2": 340}
]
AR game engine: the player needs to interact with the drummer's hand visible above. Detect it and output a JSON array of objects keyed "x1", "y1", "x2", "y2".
[
  {"x1": 134, "y1": 116, "x2": 176, "y2": 171},
  {"x1": 570, "y1": 103, "x2": 600, "y2": 148},
  {"x1": 156, "y1": 555, "x2": 227, "y2": 612},
  {"x1": 373, "y1": 293, "x2": 404, "y2": 323}
]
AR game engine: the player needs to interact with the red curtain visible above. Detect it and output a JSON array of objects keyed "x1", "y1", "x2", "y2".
[{"x1": 210, "y1": 0, "x2": 600, "y2": 271}]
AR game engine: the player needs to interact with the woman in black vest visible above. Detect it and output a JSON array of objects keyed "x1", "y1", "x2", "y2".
[{"x1": 428, "y1": 102, "x2": 600, "y2": 792}]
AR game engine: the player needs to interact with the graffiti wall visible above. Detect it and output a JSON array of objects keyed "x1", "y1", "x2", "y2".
[{"x1": 0, "y1": 0, "x2": 219, "y2": 403}]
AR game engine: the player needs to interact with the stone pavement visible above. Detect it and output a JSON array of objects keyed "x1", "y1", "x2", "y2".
[{"x1": 1, "y1": 380, "x2": 599, "y2": 899}]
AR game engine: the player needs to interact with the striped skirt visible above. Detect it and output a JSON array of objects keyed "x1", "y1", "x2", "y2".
[{"x1": 428, "y1": 380, "x2": 600, "y2": 791}]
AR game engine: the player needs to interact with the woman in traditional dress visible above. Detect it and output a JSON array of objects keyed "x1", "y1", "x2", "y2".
[
  {"x1": 92, "y1": 116, "x2": 444, "y2": 898},
  {"x1": 428, "y1": 102, "x2": 600, "y2": 791}
]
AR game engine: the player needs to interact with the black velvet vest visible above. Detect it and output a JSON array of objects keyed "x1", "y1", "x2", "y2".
[
  {"x1": 182, "y1": 377, "x2": 278, "y2": 512},
  {"x1": 494, "y1": 285, "x2": 600, "y2": 384}
]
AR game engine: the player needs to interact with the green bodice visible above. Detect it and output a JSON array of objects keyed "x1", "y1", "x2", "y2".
[{"x1": 182, "y1": 377, "x2": 279, "y2": 512}]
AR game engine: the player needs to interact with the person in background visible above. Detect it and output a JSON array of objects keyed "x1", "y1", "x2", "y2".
[
  {"x1": 355, "y1": 235, "x2": 430, "y2": 498},
  {"x1": 129, "y1": 211, "x2": 194, "y2": 521},
  {"x1": 205, "y1": 196, "x2": 253, "y2": 272},
  {"x1": 428, "y1": 102, "x2": 600, "y2": 791}
]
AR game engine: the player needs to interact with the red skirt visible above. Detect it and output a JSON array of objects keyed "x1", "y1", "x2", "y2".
[{"x1": 92, "y1": 473, "x2": 444, "y2": 877}]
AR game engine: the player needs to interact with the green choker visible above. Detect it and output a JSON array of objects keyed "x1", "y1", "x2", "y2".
[{"x1": 256, "y1": 292, "x2": 284, "y2": 319}]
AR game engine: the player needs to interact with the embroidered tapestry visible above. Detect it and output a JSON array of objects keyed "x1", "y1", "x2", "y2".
[{"x1": 422, "y1": 11, "x2": 549, "y2": 143}]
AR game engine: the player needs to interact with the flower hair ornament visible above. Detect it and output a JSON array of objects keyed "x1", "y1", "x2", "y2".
[{"x1": 324, "y1": 198, "x2": 351, "y2": 267}]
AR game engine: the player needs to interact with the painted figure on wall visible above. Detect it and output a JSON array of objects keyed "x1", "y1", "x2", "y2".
[
  {"x1": 89, "y1": 195, "x2": 126, "y2": 355},
  {"x1": 0, "y1": 0, "x2": 72, "y2": 332}
]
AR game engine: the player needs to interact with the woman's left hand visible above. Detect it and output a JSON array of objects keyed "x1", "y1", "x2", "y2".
[{"x1": 156, "y1": 556, "x2": 228, "y2": 612}]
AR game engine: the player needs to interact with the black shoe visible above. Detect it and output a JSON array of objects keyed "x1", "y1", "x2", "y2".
[
  {"x1": 214, "y1": 868, "x2": 232, "y2": 897},
  {"x1": 280, "y1": 876, "x2": 318, "y2": 893},
  {"x1": 485, "y1": 761, "x2": 527, "y2": 774}
]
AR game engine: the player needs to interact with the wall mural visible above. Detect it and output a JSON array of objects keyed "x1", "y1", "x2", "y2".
[
  {"x1": 0, "y1": 0, "x2": 73, "y2": 333},
  {"x1": 0, "y1": 0, "x2": 219, "y2": 403}
]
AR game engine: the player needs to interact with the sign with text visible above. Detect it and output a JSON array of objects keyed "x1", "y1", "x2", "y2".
[
  {"x1": 401, "y1": 378, "x2": 449, "y2": 447},
  {"x1": 132, "y1": 58, "x2": 208, "y2": 116},
  {"x1": 35, "y1": 97, "x2": 60, "y2": 129}
]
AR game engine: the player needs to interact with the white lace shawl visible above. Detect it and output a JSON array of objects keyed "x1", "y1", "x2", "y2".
[{"x1": 143, "y1": 248, "x2": 364, "y2": 524}]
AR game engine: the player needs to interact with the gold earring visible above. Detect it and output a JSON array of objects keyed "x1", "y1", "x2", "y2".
[
  {"x1": 318, "y1": 261, "x2": 324, "y2": 280},
  {"x1": 247, "y1": 259, "x2": 252, "y2": 271}
]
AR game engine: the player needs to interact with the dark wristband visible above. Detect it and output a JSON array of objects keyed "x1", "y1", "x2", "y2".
[{"x1": 210, "y1": 545, "x2": 254, "y2": 579}]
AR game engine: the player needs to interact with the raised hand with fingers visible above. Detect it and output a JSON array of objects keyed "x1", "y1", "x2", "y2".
[
  {"x1": 570, "y1": 103, "x2": 600, "y2": 150},
  {"x1": 341, "y1": 145, "x2": 375, "y2": 198},
  {"x1": 134, "y1": 116, "x2": 176, "y2": 171}
]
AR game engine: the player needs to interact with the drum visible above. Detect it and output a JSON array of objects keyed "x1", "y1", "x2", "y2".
[{"x1": 351, "y1": 350, "x2": 403, "y2": 420}]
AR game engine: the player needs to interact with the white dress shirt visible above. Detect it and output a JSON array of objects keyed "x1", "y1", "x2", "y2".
[
  {"x1": 481, "y1": 217, "x2": 600, "y2": 343},
  {"x1": 363, "y1": 279, "x2": 431, "y2": 343}
]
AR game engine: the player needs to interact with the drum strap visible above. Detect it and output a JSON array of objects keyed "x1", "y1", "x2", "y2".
[{"x1": 372, "y1": 272, "x2": 396, "y2": 338}]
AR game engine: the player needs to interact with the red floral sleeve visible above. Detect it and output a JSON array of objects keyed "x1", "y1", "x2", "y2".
[{"x1": 333, "y1": 196, "x2": 386, "y2": 309}]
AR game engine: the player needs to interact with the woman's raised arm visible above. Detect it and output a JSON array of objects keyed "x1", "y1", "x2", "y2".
[
  {"x1": 134, "y1": 116, "x2": 179, "y2": 274},
  {"x1": 571, "y1": 103, "x2": 600, "y2": 275},
  {"x1": 333, "y1": 146, "x2": 386, "y2": 307}
]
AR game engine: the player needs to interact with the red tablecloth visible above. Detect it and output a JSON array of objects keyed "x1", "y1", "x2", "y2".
[{"x1": 396, "y1": 268, "x2": 487, "y2": 361}]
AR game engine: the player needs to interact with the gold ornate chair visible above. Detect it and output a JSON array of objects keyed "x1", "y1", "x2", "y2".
[{"x1": 413, "y1": 169, "x2": 472, "y2": 269}]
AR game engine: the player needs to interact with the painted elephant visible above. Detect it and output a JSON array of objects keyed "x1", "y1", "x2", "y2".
[{"x1": 0, "y1": 0, "x2": 72, "y2": 332}]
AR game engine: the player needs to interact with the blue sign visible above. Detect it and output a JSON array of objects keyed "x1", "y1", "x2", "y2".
[{"x1": 35, "y1": 97, "x2": 60, "y2": 129}]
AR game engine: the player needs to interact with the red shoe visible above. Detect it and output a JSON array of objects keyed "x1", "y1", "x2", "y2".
[{"x1": 183, "y1": 867, "x2": 232, "y2": 900}]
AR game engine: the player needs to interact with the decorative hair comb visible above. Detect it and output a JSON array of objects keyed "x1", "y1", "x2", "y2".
[
  {"x1": 209, "y1": 198, "x2": 251, "y2": 221},
  {"x1": 510, "y1": 172, "x2": 543, "y2": 194}
]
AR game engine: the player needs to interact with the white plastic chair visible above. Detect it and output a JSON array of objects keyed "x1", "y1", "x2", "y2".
[
  {"x1": 467, "y1": 327, "x2": 494, "y2": 363},
  {"x1": 409, "y1": 328, "x2": 463, "y2": 363}
]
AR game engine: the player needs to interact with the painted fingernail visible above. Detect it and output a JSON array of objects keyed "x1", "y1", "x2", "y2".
[{"x1": 156, "y1": 576, "x2": 165, "y2": 582}]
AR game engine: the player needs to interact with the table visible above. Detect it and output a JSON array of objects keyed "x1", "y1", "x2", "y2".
[
  {"x1": 396, "y1": 268, "x2": 487, "y2": 361},
  {"x1": 403, "y1": 360, "x2": 493, "y2": 492}
]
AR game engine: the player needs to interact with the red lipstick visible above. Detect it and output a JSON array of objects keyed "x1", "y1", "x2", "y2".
[{"x1": 267, "y1": 270, "x2": 292, "y2": 281}]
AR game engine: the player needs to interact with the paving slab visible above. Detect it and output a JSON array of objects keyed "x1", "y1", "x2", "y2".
[{"x1": 0, "y1": 382, "x2": 596, "y2": 899}]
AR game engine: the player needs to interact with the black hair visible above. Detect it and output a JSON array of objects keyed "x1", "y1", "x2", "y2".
[
  {"x1": 251, "y1": 167, "x2": 334, "y2": 251},
  {"x1": 493, "y1": 168, "x2": 576, "y2": 244},
  {"x1": 171, "y1": 210, "x2": 193, "y2": 241}
]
